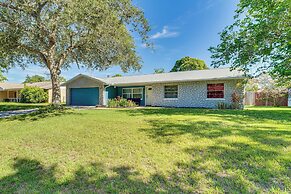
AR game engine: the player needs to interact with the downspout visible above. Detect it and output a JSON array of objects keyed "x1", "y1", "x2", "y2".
[{"x1": 103, "y1": 84, "x2": 115, "y2": 106}]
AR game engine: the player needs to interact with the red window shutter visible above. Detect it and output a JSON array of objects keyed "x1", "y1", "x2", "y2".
[{"x1": 207, "y1": 83, "x2": 224, "y2": 98}]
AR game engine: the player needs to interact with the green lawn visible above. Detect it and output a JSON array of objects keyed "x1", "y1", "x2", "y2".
[
  {"x1": 0, "y1": 102, "x2": 49, "y2": 111},
  {"x1": 0, "y1": 107, "x2": 290, "y2": 193}
]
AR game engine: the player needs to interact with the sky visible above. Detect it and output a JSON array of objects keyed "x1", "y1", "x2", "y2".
[{"x1": 4, "y1": 0, "x2": 239, "y2": 83}]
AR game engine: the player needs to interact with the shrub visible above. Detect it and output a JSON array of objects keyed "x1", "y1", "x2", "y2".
[
  {"x1": 231, "y1": 92, "x2": 241, "y2": 103},
  {"x1": 217, "y1": 102, "x2": 229, "y2": 109},
  {"x1": 229, "y1": 102, "x2": 241, "y2": 109},
  {"x1": 20, "y1": 86, "x2": 48, "y2": 103},
  {"x1": 107, "y1": 98, "x2": 137, "y2": 108},
  {"x1": 217, "y1": 102, "x2": 243, "y2": 110}
]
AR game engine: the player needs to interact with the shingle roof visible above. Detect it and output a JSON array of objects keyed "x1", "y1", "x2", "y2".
[
  {"x1": 102, "y1": 68, "x2": 245, "y2": 86},
  {"x1": 26, "y1": 82, "x2": 52, "y2": 89},
  {"x1": 64, "y1": 74, "x2": 106, "y2": 86},
  {"x1": 0, "y1": 81, "x2": 55, "y2": 91},
  {"x1": 0, "y1": 83, "x2": 24, "y2": 91}
]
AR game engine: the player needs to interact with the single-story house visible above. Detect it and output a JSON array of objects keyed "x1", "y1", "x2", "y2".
[
  {"x1": 0, "y1": 81, "x2": 66, "y2": 103},
  {"x1": 64, "y1": 68, "x2": 245, "y2": 108}
]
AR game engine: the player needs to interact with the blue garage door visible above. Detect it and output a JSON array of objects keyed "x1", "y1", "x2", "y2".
[{"x1": 71, "y1": 88, "x2": 99, "y2": 106}]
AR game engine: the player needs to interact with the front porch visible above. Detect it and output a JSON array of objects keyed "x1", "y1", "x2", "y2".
[
  {"x1": 104, "y1": 86, "x2": 152, "y2": 106},
  {"x1": 0, "y1": 90, "x2": 21, "y2": 102}
]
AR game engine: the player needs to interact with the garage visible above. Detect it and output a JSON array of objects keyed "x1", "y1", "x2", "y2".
[{"x1": 70, "y1": 88, "x2": 99, "y2": 106}]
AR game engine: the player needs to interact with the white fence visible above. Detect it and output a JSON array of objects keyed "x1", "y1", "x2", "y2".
[
  {"x1": 288, "y1": 89, "x2": 291, "y2": 107},
  {"x1": 244, "y1": 91, "x2": 255, "y2": 105}
]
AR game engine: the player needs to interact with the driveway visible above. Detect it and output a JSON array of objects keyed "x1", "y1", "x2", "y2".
[{"x1": 0, "y1": 109, "x2": 38, "y2": 118}]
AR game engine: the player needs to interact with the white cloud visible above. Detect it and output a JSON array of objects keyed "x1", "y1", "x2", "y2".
[
  {"x1": 150, "y1": 26, "x2": 179, "y2": 39},
  {"x1": 141, "y1": 43, "x2": 147, "y2": 48}
]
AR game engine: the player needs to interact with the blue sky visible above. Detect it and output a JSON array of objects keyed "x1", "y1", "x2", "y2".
[{"x1": 5, "y1": 0, "x2": 239, "y2": 83}]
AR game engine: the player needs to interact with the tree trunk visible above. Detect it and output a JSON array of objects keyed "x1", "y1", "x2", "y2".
[
  {"x1": 265, "y1": 93, "x2": 268, "y2": 106},
  {"x1": 50, "y1": 68, "x2": 61, "y2": 105}
]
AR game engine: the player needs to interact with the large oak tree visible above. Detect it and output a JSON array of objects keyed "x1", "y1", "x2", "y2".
[
  {"x1": 0, "y1": 0, "x2": 150, "y2": 104},
  {"x1": 209, "y1": 0, "x2": 290, "y2": 84},
  {"x1": 170, "y1": 57, "x2": 208, "y2": 72}
]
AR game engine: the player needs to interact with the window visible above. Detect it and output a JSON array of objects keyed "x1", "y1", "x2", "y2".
[
  {"x1": 8, "y1": 91, "x2": 17, "y2": 98},
  {"x1": 207, "y1": 83, "x2": 224, "y2": 98},
  {"x1": 122, "y1": 88, "x2": 143, "y2": 99},
  {"x1": 164, "y1": 85, "x2": 178, "y2": 99}
]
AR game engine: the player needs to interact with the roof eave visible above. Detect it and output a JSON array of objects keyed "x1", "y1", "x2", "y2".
[{"x1": 106, "y1": 76, "x2": 246, "y2": 86}]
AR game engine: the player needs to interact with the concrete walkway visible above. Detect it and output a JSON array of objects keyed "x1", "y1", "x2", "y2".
[{"x1": 0, "y1": 109, "x2": 38, "y2": 118}]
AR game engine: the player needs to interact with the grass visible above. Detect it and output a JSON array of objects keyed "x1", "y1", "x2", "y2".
[
  {"x1": 0, "y1": 106, "x2": 290, "y2": 193},
  {"x1": 0, "y1": 102, "x2": 49, "y2": 111}
]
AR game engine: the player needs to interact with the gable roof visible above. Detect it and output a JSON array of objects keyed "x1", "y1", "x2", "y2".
[
  {"x1": 103, "y1": 68, "x2": 245, "y2": 86},
  {"x1": 64, "y1": 68, "x2": 245, "y2": 86},
  {"x1": 64, "y1": 74, "x2": 106, "y2": 86}
]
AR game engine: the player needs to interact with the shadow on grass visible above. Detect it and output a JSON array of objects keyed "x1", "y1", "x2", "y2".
[
  {"x1": 1, "y1": 108, "x2": 289, "y2": 192},
  {"x1": 0, "y1": 158, "x2": 186, "y2": 193},
  {"x1": 182, "y1": 141, "x2": 290, "y2": 192},
  {"x1": 123, "y1": 107, "x2": 291, "y2": 123},
  {"x1": 121, "y1": 108, "x2": 291, "y2": 192},
  {"x1": 141, "y1": 119, "x2": 291, "y2": 147},
  {"x1": 141, "y1": 119, "x2": 290, "y2": 192},
  {"x1": 0, "y1": 107, "x2": 81, "y2": 122},
  {"x1": 1, "y1": 145, "x2": 289, "y2": 193}
]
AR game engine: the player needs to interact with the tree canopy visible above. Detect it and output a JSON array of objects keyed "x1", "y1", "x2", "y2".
[
  {"x1": 0, "y1": 72, "x2": 7, "y2": 82},
  {"x1": 209, "y1": 0, "x2": 290, "y2": 83},
  {"x1": 0, "y1": 0, "x2": 150, "y2": 104},
  {"x1": 23, "y1": 74, "x2": 66, "y2": 83},
  {"x1": 112, "y1": 74, "x2": 122, "y2": 77},
  {"x1": 57, "y1": 76, "x2": 66, "y2": 83},
  {"x1": 154, "y1": 68, "x2": 165, "y2": 74},
  {"x1": 170, "y1": 57, "x2": 208, "y2": 72},
  {"x1": 23, "y1": 75, "x2": 46, "y2": 83}
]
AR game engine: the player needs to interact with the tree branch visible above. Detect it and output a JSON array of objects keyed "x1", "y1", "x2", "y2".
[
  {"x1": 0, "y1": 2, "x2": 21, "y2": 11},
  {"x1": 17, "y1": 44, "x2": 44, "y2": 55},
  {"x1": 57, "y1": 33, "x2": 88, "y2": 68},
  {"x1": 17, "y1": 44, "x2": 49, "y2": 68}
]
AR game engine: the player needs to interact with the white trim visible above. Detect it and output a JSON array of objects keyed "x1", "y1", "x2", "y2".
[
  {"x1": 164, "y1": 85, "x2": 179, "y2": 99},
  {"x1": 163, "y1": 98, "x2": 178, "y2": 100},
  {"x1": 205, "y1": 98, "x2": 225, "y2": 101},
  {"x1": 288, "y1": 88, "x2": 291, "y2": 107},
  {"x1": 206, "y1": 83, "x2": 225, "y2": 100},
  {"x1": 103, "y1": 85, "x2": 111, "y2": 106}
]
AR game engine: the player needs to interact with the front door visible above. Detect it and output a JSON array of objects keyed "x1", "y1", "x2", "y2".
[{"x1": 146, "y1": 86, "x2": 153, "y2": 106}]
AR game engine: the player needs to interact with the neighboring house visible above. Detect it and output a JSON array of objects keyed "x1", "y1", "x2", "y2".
[
  {"x1": 0, "y1": 81, "x2": 66, "y2": 103},
  {"x1": 0, "y1": 83, "x2": 24, "y2": 102},
  {"x1": 64, "y1": 68, "x2": 245, "y2": 108}
]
